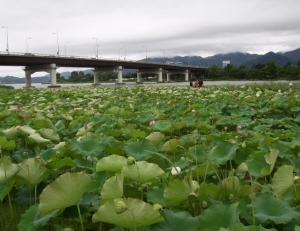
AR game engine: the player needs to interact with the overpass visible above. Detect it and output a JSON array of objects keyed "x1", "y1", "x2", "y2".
[{"x1": 0, "y1": 52, "x2": 207, "y2": 87}]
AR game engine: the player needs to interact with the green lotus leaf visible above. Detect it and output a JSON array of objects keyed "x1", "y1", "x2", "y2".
[
  {"x1": 261, "y1": 149, "x2": 279, "y2": 177},
  {"x1": 208, "y1": 141, "x2": 238, "y2": 165},
  {"x1": 39, "y1": 172, "x2": 92, "y2": 215},
  {"x1": 28, "y1": 133, "x2": 51, "y2": 143},
  {"x1": 152, "y1": 120, "x2": 173, "y2": 132},
  {"x1": 151, "y1": 210, "x2": 198, "y2": 231},
  {"x1": 0, "y1": 136, "x2": 16, "y2": 150},
  {"x1": 229, "y1": 223, "x2": 277, "y2": 231},
  {"x1": 60, "y1": 114, "x2": 73, "y2": 121},
  {"x1": 198, "y1": 203, "x2": 240, "y2": 231},
  {"x1": 272, "y1": 165, "x2": 294, "y2": 197},
  {"x1": 69, "y1": 137, "x2": 105, "y2": 158},
  {"x1": 164, "y1": 177, "x2": 199, "y2": 206},
  {"x1": 46, "y1": 157, "x2": 76, "y2": 169},
  {"x1": 254, "y1": 192, "x2": 300, "y2": 225},
  {"x1": 127, "y1": 129, "x2": 146, "y2": 139},
  {"x1": 101, "y1": 173, "x2": 124, "y2": 204},
  {"x1": 188, "y1": 145, "x2": 207, "y2": 163},
  {"x1": 16, "y1": 158, "x2": 53, "y2": 187},
  {"x1": 289, "y1": 156, "x2": 300, "y2": 175},
  {"x1": 162, "y1": 139, "x2": 180, "y2": 152},
  {"x1": 32, "y1": 117, "x2": 55, "y2": 130},
  {"x1": 146, "y1": 185, "x2": 166, "y2": 206},
  {"x1": 146, "y1": 132, "x2": 165, "y2": 145},
  {"x1": 18, "y1": 204, "x2": 60, "y2": 231},
  {"x1": 0, "y1": 156, "x2": 20, "y2": 184},
  {"x1": 39, "y1": 128, "x2": 60, "y2": 142},
  {"x1": 106, "y1": 106, "x2": 120, "y2": 115},
  {"x1": 0, "y1": 179, "x2": 14, "y2": 202},
  {"x1": 199, "y1": 182, "x2": 225, "y2": 203},
  {"x1": 19, "y1": 125, "x2": 37, "y2": 135},
  {"x1": 2, "y1": 126, "x2": 19, "y2": 140},
  {"x1": 191, "y1": 163, "x2": 219, "y2": 177},
  {"x1": 121, "y1": 161, "x2": 165, "y2": 184},
  {"x1": 76, "y1": 122, "x2": 95, "y2": 136},
  {"x1": 92, "y1": 198, "x2": 164, "y2": 229},
  {"x1": 173, "y1": 121, "x2": 186, "y2": 130},
  {"x1": 96, "y1": 155, "x2": 127, "y2": 172},
  {"x1": 221, "y1": 176, "x2": 240, "y2": 194},
  {"x1": 245, "y1": 151, "x2": 269, "y2": 178},
  {"x1": 124, "y1": 139, "x2": 156, "y2": 161}
]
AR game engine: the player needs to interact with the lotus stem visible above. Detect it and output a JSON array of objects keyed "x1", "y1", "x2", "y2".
[
  {"x1": 77, "y1": 203, "x2": 84, "y2": 231},
  {"x1": 128, "y1": 208, "x2": 137, "y2": 231},
  {"x1": 250, "y1": 174, "x2": 255, "y2": 226}
]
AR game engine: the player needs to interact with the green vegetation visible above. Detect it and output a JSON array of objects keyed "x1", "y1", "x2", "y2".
[{"x1": 0, "y1": 83, "x2": 300, "y2": 231}]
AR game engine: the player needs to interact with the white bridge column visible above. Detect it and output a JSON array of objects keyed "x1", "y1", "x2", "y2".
[
  {"x1": 93, "y1": 72, "x2": 99, "y2": 85},
  {"x1": 166, "y1": 72, "x2": 170, "y2": 82},
  {"x1": 185, "y1": 70, "x2": 189, "y2": 81},
  {"x1": 158, "y1": 68, "x2": 163, "y2": 83},
  {"x1": 117, "y1": 66, "x2": 123, "y2": 84},
  {"x1": 23, "y1": 63, "x2": 58, "y2": 88},
  {"x1": 136, "y1": 71, "x2": 142, "y2": 83}
]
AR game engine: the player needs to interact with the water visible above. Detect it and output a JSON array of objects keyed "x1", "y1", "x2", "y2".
[{"x1": 2, "y1": 80, "x2": 296, "y2": 89}]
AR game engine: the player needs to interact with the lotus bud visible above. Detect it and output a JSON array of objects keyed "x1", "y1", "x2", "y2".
[
  {"x1": 153, "y1": 204, "x2": 162, "y2": 211},
  {"x1": 202, "y1": 201, "x2": 208, "y2": 209},
  {"x1": 171, "y1": 167, "x2": 181, "y2": 176},
  {"x1": 127, "y1": 156, "x2": 135, "y2": 165},
  {"x1": 228, "y1": 193, "x2": 234, "y2": 202},
  {"x1": 241, "y1": 141, "x2": 246, "y2": 148},
  {"x1": 114, "y1": 199, "x2": 127, "y2": 214}
]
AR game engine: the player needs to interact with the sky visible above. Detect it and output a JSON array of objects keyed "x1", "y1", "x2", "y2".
[{"x1": 1, "y1": 0, "x2": 300, "y2": 77}]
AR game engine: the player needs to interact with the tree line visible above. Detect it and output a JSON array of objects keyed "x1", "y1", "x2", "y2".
[{"x1": 56, "y1": 60, "x2": 300, "y2": 83}]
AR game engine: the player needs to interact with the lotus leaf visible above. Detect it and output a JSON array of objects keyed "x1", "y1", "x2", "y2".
[
  {"x1": 96, "y1": 155, "x2": 127, "y2": 172},
  {"x1": 198, "y1": 203, "x2": 240, "y2": 231},
  {"x1": 208, "y1": 140, "x2": 238, "y2": 165},
  {"x1": 19, "y1": 125, "x2": 37, "y2": 135},
  {"x1": 162, "y1": 139, "x2": 180, "y2": 152},
  {"x1": 271, "y1": 165, "x2": 294, "y2": 197},
  {"x1": 164, "y1": 177, "x2": 199, "y2": 206},
  {"x1": 28, "y1": 133, "x2": 51, "y2": 143},
  {"x1": 0, "y1": 156, "x2": 20, "y2": 184},
  {"x1": 31, "y1": 117, "x2": 55, "y2": 130},
  {"x1": 146, "y1": 185, "x2": 166, "y2": 206},
  {"x1": 39, "y1": 172, "x2": 92, "y2": 214},
  {"x1": 173, "y1": 121, "x2": 186, "y2": 130},
  {"x1": 124, "y1": 139, "x2": 156, "y2": 160},
  {"x1": 188, "y1": 145, "x2": 207, "y2": 163},
  {"x1": 0, "y1": 179, "x2": 14, "y2": 201},
  {"x1": 46, "y1": 157, "x2": 76, "y2": 169},
  {"x1": 2, "y1": 126, "x2": 19, "y2": 140},
  {"x1": 146, "y1": 132, "x2": 165, "y2": 145},
  {"x1": 16, "y1": 158, "x2": 53, "y2": 186},
  {"x1": 121, "y1": 161, "x2": 165, "y2": 184},
  {"x1": 261, "y1": 149, "x2": 279, "y2": 177},
  {"x1": 39, "y1": 128, "x2": 60, "y2": 142},
  {"x1": 0, "y1": 136, "x2": 16, "y2": 149},
  {"x1": 127, "y1": 129, "x2": 146, "y2": 139},
  {"x1": 69, "y1": 137, "x2": 105, "y2": 159},
  {"x1": 151, "y1": 210, "x2": 198, "y2": 231},
  {"x1": 101, "y1": 173, "x2": 124, "y2": 204},
  {"x1": 254, "y1": 192, "x2": 300, "y2": 225},
  {"x1": 152, "y1": 120, "x2": 173, "y2": 132},
  {"x1": 92, "y1": 198, "x2": 164, "y2": 229}
]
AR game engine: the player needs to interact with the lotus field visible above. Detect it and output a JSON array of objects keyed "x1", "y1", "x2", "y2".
[{"x1": 1, "y1": 83, "x2": 300, "y2": 231}]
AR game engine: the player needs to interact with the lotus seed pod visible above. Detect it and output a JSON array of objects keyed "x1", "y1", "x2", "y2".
[
  {"x1": 153, "y1": 204, "x2": 162, "y2": 211},
  {"x1": 202, "y1": 201, "x2": 208, "y2": 209},
  {"x1": 114, "y1": 199, "x2": 127, "y2": 214},
  {"x1": 127, "y1": 156, "x2": 135, "y2": 165}
]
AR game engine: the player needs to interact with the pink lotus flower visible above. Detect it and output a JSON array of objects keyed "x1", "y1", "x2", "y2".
[
  {"x1": 14, "y1": 107, "x2": 18, "y2": 111},
  {"x1": 251, "y1": 108, "x2": 255, "y2": 111},
  {"x1": 149, "y1": 120, "x2": 156, "y2": 126},
  {"x1": 16, "y1": 125, "x2": 21, "y2": 129},
  {"x1": 236, "y1": 125, "x2": 242, "y2": 130}
]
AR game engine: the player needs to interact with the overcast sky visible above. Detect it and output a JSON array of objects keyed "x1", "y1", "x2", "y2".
[{"x1": 1, "y1": 0, "x2": 300, "y2": 77}]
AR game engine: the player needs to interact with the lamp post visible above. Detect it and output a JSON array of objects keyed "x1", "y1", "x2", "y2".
[
  {"x1": 160, "y1": 49, "x2": 165, "y2": 63},
  {"x1": 1, "y1": 26, "x2": 9, "y2": 52},
  {"x1": 52, "y1": 33, "x2": 59, "y2": 55},
  {"x1": 142, "y1": 46, "x2": 147, "y2": 61},
  {"x1": 92, "y1": 38, "x2": 98, "y2": 58},
  {"x1": 64, "y1": 42, "x2": 69, "y2": 56},
  {"x1": 121, "y1": 42, "x2": 126, "y2": 59},
  {"x1": 26, "y1": 38, "x2": 31, "y2": 53}
]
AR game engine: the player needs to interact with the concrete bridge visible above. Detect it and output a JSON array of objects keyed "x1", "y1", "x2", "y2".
[{"x1": 0, "y1": 52, "x2": 206, "y2": 87}]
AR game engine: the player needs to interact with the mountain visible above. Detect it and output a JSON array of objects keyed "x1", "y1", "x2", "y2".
[
  {"x1": 282, "y1": 48, "x2": 300, "y2": 63},
  {"x1": 243, "y1": 52, "x2": 293, "y2": 67},
  {"x1": 0, "y1": 76, "x2": 50, "y2": 84}
]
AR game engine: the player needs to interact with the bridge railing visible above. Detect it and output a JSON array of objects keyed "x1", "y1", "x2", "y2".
[{"x1": 0, "y1": 51, "x2": 203, "y2": 69}]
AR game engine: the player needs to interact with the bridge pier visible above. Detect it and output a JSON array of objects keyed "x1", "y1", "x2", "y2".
[
  {"x1": 166, "y1": 69, "x2": 189, "y2": 82},
  {"x1": 136, "y1": 68, "x2": 163, "y2": 83},
  {"x1": 93, "y1": 66, "x2": 124, "y2": 85},
  {"x1": 23, "y1": 64, "x2": 58, "y2": 88}
]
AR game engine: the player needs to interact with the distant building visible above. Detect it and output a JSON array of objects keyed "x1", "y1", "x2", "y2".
[
  {"x1": 166, "y1": 61, "x2": 174, "y2": 65},
  {"x1": 223, "y1": 60, "x2": 230, "y2": 68}
]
